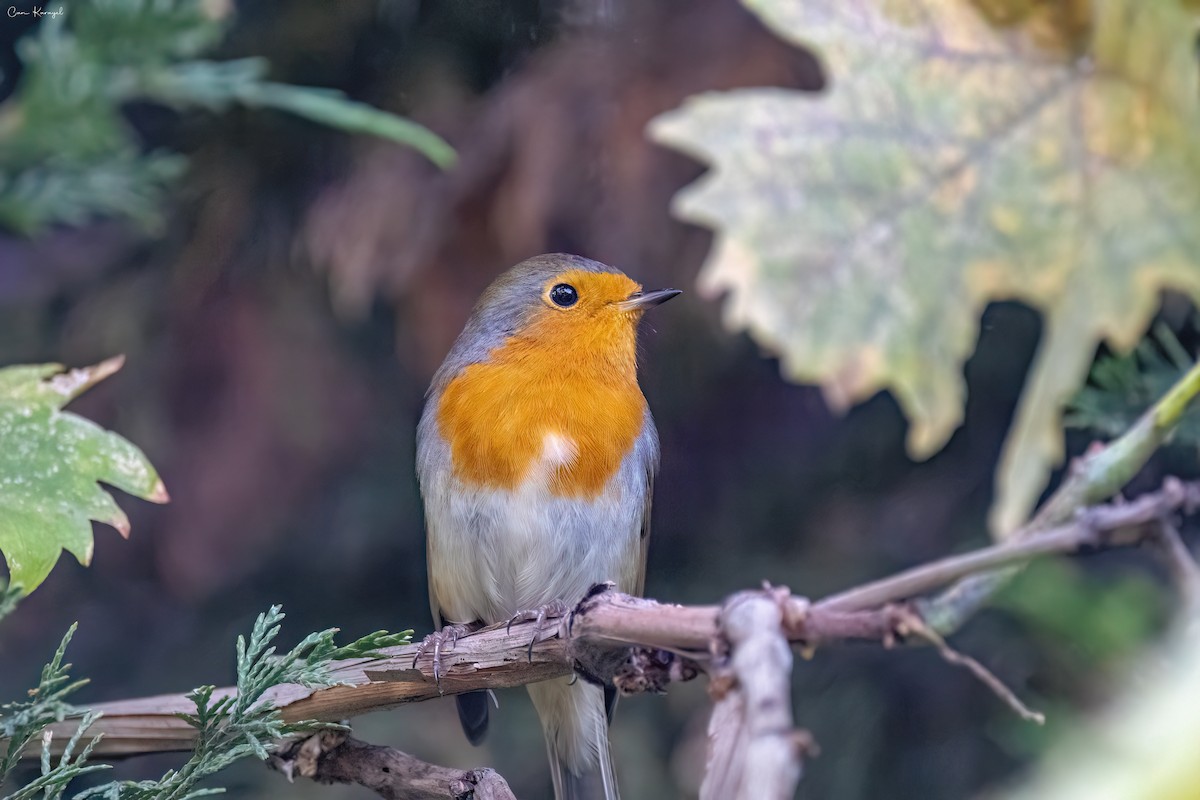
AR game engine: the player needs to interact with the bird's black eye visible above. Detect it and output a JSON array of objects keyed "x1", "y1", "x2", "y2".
[{"x1": 549, "y1": 283, "x2": 578, "y2": 308}]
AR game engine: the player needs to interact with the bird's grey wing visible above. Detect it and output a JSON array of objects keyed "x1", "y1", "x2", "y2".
[
  {"x1": 427, "y1": 531, "x2": 443, "y2": 629},
  {"x1": 418, "y1": 406, "x2": 444, "y2": 629},
  {"x1": 634, "y1": 473, "x2": 652, "y2": 597},
  {"x1": 609, "y1": 412, "x2": 658, "y2": 726},
  {"x1": 631, "y1": 408, "x2": 660, "y2": 598},
  {"x1": 418, "y1": 404, "x2": 491, "y2": 745}
]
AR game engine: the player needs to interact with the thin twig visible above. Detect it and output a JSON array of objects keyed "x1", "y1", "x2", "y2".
[
  {"x1": 898, "y1": 609, "x2": 1045, "y2": 725},
  {"x1": 1153, "y1": 517, "x2": 1200, "y2": 612},
  {"x1": 817, "y1": 479, "x2": 1199, "y2": 613},
  {"x1": 817, "y1": 524, "x2": 1087, "y2": 613}
]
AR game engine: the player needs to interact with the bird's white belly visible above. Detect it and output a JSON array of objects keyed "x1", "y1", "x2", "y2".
[{"x1": 426, "y1": 435, "x2": 641, "y2": 624}]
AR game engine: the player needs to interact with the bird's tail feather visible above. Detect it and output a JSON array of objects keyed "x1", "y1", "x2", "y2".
[
  {"x1": 456, "y1": 690, "x2": 490, "y2": 746},
  {"x1": 528, "y1": 677, "x2": 619, "y2": 800}
]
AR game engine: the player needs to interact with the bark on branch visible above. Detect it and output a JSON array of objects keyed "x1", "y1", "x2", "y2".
[
  {"x1": 700, "y1": 588, "x2": 812, "y2": 800},
  {"x1": 268, "y1": 730, "x2": 516, "y2": 800}
]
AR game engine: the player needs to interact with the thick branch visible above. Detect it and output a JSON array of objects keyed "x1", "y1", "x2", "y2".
[
  {"x1": 33, "y1": 482, "x2": 1198, "y2": 758},
  {"x1": 30, "y1": 592, "x2": 860, "y2": 757},
  {"x1": 269, "y1": 730, "x2": 516, "y2": 800}
]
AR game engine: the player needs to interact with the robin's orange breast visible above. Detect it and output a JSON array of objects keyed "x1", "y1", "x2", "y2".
[{"x1": 436, "y1": 309, "x2": 646, "y2": 499}]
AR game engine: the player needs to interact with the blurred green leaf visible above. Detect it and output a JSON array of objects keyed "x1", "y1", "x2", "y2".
[
  {"x1": 0, "y1": 151, "x2": 187, "y2": 235},
  {"x1": 132, "y1": 59, "x2": 458, "y2": 168},
  {"x1": 988, "y1": 694, "x2": 1077, "y2": 761},
  {"x1": 650, "y1": 0, "x2": 1200, "y2": 538},
  {"x1": 996, "y1": 560, "x2": 1164, "y2": 663},
  {"x1": 69, "y1": 0, "x2": 227, "y2": 64},
  {"x1": 0, "y1": 357, "x2": 167, "y2": 594},
  {"x1": 1066, "y1": 323, "x2": 1200, "y2": 446}
]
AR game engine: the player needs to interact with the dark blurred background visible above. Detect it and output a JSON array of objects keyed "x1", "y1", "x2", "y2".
[{"x1": 0, "y1": 1, "x2": 1182, "y2": 797}]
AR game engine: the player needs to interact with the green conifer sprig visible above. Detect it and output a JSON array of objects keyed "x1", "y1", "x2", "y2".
[
  {"x1": 0, "y1": 606, "x2": 411, "y2": 800},
  {"x1": 0, "y1": 625, "x2": 92, "y2": 788}
]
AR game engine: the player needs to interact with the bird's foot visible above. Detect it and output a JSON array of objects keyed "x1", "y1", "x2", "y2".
[
  {"x1": 413, "y1": 622, "x2": 478, "y2": 690},
  {"x1": 505, "y1": 599, "x2": 572, "y2": 661}
]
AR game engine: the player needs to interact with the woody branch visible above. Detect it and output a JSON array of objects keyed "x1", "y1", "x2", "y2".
[
  {"x1": 26, "y1": 477, "x2": 1200, "y2": 799},
  {"x1": 16, "y1": 355, "x2": 1200, "y2": 800}
]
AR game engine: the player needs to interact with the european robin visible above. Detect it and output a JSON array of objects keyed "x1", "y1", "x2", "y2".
[{"x1": 416, "y1": 253, "x2": 678, "y2": 800}]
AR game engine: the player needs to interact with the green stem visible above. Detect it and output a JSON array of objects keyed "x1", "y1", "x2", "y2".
[{"x1": 922, "y1": 359, "x2": 1200, "y2": 635}]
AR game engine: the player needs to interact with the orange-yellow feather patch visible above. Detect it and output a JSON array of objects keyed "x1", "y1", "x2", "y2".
[{"x1": 438, "y1": 270, "x2": 648, "y2": 498}]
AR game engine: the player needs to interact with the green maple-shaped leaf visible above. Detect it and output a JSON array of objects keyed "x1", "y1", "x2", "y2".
[
  {"x1": 650, "y1": 0, "x2": 1200, "y2": 535},
  {"x1": 0, "y1": 356, "x2": 168, "y2": 593}
]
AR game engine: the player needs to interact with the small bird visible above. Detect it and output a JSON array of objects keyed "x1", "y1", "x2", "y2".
[{"x1": 416, "y1": 253, "x2": 678, "y2": 800}]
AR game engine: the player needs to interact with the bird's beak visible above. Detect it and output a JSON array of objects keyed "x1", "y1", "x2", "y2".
[{"x1": 617, "y1": 289, "x2": 682, "y2": 312}]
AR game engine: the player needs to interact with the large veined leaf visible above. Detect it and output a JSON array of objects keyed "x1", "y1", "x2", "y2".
[
  {"x1": 0, "y1": 357, "x2": 167, "y2": 593},
  {"x1": 649, "y1": 0, "x2": 1200, "y2": 535}
]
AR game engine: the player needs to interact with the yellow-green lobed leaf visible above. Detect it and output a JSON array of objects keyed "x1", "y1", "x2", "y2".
[
  {"x1": 649, "y1": 0, "x2": 1200, "y2": 536},
  {"x1": 0, "y1": 356, "x2": 167, "y2": 593}
]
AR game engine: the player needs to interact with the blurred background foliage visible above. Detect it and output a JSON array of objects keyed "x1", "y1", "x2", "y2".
[
  {"x1": 0, "y1": 0, "x2": 1196, "y2": 798},
  {"x1": 0, "y1": 0, "x2": 452, "y2": 235}
]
